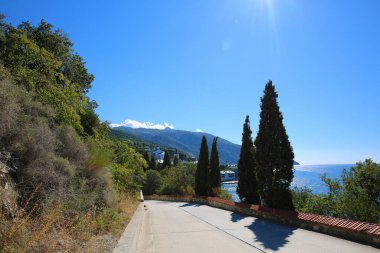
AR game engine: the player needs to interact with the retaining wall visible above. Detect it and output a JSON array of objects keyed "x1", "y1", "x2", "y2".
[{"x1": 144, "y1": 194, "x2": 380, "y2": 248}]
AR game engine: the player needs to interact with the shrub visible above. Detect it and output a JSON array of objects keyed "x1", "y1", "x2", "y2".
[
  {"x1": 56, "y1": 125, "x2": 88, "y2": 167},
  {"x1": 143, "y1": 170, "x2": 162, "y2": 195},
  {"x1": 292, "y1": 160, "x2": 380, "y2": 223},
  {"x1": 217, "y1": 189, "x2": 232, "y2": 201},
  {"x1": 111, "y1": 163, "x2": 145, "y2": 193},
  {"x1": 160, "y1": 164, "x2": 196, "y2": 195},
  {"x1": 97, "y1": 208, "x2": 121, "y2": 231}
]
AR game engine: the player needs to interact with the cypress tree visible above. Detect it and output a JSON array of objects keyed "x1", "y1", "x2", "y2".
[
  {"x1": 254, "y1": 80, "x2": 295, "y2": 210},
  {"x1": 162, "y1": 151, "x2": 171, "y2": 169},
  {"x1": 237, "y1": 116, "x2": 260, "y2": 204},
  {"x1": 173, "y1": 155, "x2": 179, "y2": 166},
  {"x1": 143, "y1": 151, "x2": 150, "y2": 171},
  {"x1": 148, "y1": 155, "x2": 156, "y2": 171},
  {"x1": 195, "y1": 136, "x2": 209, "y2": 196},
  {"x1": 209, "y1": 137, "x2": 221, "y2": 196}
]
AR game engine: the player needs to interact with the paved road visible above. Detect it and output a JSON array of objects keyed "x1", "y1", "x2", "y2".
[{"x1": 136, "y1": 200, "x2": 379, "y2": 253}]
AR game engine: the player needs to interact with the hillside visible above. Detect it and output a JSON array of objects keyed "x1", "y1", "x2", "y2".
[
  {"x1": 0, "y1": 18, "x2": 145, "y2": 252},
  {"x1": 112, "y1": 127, "x2": 241, "y2": 164}
]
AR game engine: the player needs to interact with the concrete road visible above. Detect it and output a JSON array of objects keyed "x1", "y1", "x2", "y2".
[{"x1": 136, "y1": 200, "x2": 379, "y2": 253}]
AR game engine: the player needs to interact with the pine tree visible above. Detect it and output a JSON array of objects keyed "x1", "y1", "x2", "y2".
[
  {"x1": 237, "y1": 116, "x2": 260, "y2": 204},
  {"x1": 254, "y1": 80, "x2": 295, "y2": 210},
  {"x1": 195, "y1": 136, "x2": 209, "y2": 196},
  {"x1": 162, "y1": 151, "x2": 171, "y2": 169},
  {"x1": 209, "y1": 137, "x2": 221, "y2": 196}
]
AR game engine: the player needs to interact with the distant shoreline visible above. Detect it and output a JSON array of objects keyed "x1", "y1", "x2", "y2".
[{"x1": 222, "y1": 181, "x2": 238, "y2": 184}]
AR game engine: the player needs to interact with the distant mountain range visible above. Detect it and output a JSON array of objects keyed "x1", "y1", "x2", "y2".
[
  {"x1": 111, "y1": 127, "x2": 241, "y2": 164},
  {"x1": 112, "y1": 126, "x2": 299, "y2": 165}
]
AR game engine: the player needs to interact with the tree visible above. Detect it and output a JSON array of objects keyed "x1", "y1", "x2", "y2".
[
  {"x1": 148, "y1": 155, "x2": 156, "y2": 171},
  {"x1": 195, "y1": 136, "x2": 209, "y2": 196},
  {"x1": 162, "y1": 151, "x2": 171, "y2": 169},
  {"x1": 143, "y1": 170, "x2": 162, "y2": 195},
  {"x1": 291, "y1": 159, "x2": 380, "y2": 223},
  {"x1": 254, "y1": 81, "x2": 295, "y2": 210},
  {"x1": 337, "y1": 159, "x2": 380, "y2": 223},
  {"x1": 3, "y1": 20, "x2": 96, "y2": 134},
  {"x1": 209, "y1": 137, "x2": 221, "y2": 196},
  {"x1": 160, "y1": 164, "x2": 197, "y2": 195},
  {"x1": 237, "y1": 116, "x2": 260, "y2": 204},
  {"x1": 173, "y1": 155, "x2": 179, "y2": 166},
  {"x1": 143, "y1": 150, "x2": 150, "y2": 172}
]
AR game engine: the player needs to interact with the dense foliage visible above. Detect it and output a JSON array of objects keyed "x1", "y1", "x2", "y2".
[
  {"x1": 195, "y1": 136, "x2": 209, "y2": 196},
  {"x1": 148, "y1": 155, "x2": 157, "y2": 171},
  {"x1": 209, "y1": 137, "x2": 221, "y2": 196},
  {"x1": 292, "y1": 160, "x2": 380, "y2": 223},
  {"x1": 254, "y1": 81, "x2": 295, "y2": 210},
  {"x1": 237, "y1": 116, "x2": 260, "y2": 204},
  {"x1": 0, "y1": 17, "x2": 146, "y2": 252},
  {"x1": 1, "y1": 18, "x2": 101, "y2": 135},
  {"x1": 160, "y1": 163, "x2": 196, "y2": 195},
  {"x1": 143, "y1": 170, "x2": 163, "y2": 195}
]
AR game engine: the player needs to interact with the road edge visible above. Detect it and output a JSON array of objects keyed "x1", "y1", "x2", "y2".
[
  {"x1": 113, "y1": 193, "x2": 144, "y2": 253},
  {"x1": 144, "y1": 195, "x2": 380, "y2": 248}
]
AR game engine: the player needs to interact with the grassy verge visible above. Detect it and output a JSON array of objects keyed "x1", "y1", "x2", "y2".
[{"x1": 0, "y1": 193, "x2": 140, "y2": 253}]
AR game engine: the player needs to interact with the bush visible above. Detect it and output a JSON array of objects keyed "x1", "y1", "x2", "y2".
[
  {"x1": 292, "y1": 160, "x2": 380, "y2": 223},
  {"x1": 110, "y1": 140, "x2": 147, "y2": 194},
  {"x1": 160, "y1": 164, "x2": 196, "y2": 195},
  {"x1": 56, "y1": 125, "x2": 88, "y2": 167},
  {"x1": 111, "y1": 163, "x2": 145, "y2": 193},
  {"x1": 0, "y1": 18, "x2": 146, "y2": 252},
  {"x1": 97, "y1": 208, "x2": 121, "y2": 231},
  {"x1": 143, "y1": 170, "x2": 162, "y2": 195},
  {"x1": 217, "y1": 189, "x2": 232, "y2": 201}
]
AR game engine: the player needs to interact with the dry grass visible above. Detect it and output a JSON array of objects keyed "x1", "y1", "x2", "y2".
[
  {"x1": 0, "y1": 193, "x2": 140, "y2": 253},
  {"x1": 112, "y1": 193, "x2": 140, "y2": 237}
]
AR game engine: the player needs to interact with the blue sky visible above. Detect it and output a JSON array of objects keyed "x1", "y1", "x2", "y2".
[{"x1": 2, "y1": 0, "x2": 380, "y2": 164}]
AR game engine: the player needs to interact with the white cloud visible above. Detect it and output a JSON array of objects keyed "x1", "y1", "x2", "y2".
[
  {"x1": 111, "y1": 119, "x2": 175, "y2": 130},
  {"x1": 195, "y1": 129, "x2": 204, "y2": 133}
]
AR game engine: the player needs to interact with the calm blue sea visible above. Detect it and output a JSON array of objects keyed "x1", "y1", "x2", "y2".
[{"x1": 222, "y1": 164, "x2": 355, "y2": 202}]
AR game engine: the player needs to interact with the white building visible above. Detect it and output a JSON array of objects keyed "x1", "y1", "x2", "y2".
[
  {"x1": 220, "y1": 170, "x2": 236, "y2": 182},
  {"x1": 152, "y1": 147, "x2": 165, "y2": 161}
]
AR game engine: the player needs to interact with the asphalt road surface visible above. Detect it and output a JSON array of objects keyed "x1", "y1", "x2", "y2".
[{"x1": 136, "y1": 200, "x2": 379, "y2": 253}]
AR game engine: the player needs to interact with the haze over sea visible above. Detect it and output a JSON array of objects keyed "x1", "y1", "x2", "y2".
[{"x1": 222, "y1": 164, "x2": 355, "y2": 202}]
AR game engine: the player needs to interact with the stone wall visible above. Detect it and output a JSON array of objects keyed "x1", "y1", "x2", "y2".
[{"x1": 144, "y1": 194, "x2": 380, "y2": 248}]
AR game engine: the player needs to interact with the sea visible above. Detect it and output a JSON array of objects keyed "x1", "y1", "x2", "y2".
[{"x1": 222, "y1": 164, "x2": 355, "y2": 202}]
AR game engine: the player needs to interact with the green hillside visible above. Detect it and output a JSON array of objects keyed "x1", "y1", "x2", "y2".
[{"x1": 112, "y1": 127, "x2": 241, "y2": 164}]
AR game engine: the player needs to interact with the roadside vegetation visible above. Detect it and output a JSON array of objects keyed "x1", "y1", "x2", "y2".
[
  {"x1": 1, "y1": 13, "x2": 377, "y2": 253},
  {"x1": 142, "y1": 136, "x2": 232, "y2": 201},
  {"x1": 0, "y1": 16, "x2": 145, "y2": 252},
  {"x1": 142, "y1": 80, "x2": 379, "y2": 225},
  {"x1": 235, "y1": 81, "x2": 295, "y2": 210},
  {"x1": 292, "y1": 159, "x2": 380, "y2": 223}
]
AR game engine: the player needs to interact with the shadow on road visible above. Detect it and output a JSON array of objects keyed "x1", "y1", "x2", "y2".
[
  {"x1": 230, "y1": 212, "x2": 295, "y2": 251},
  {"x1": 179, "y1": 202, "x2": 203, "y2": 208},
  {"x1": 230, "y1": 211, "x2": 247, "y2": 222}
]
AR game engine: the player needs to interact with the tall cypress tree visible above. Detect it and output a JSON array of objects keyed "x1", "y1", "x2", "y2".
[
  {"x1": 148, "y1": 156, "x2": 156, "y2": 171},
  {"x1": 254, "y1": 80, "x2": 295, "y2": 210},
  {"x1": 195, "y1": 136, "x2": 209, "y2": 196},
  {"x1": 173, "y1": 155, "x2": 179, "y2": 166},
  {"x1": 162, "y1": 151, "x2": 171, "y2": 169},
  {"x1": 237, "y1": 116, "x2": 260, "y2": 204},
  {"x1": 143, "y1": 151, "x2": 150, "y2": 171},
  {"x1": 209, "y1": 137, "x2": 221, "y2": 196}
]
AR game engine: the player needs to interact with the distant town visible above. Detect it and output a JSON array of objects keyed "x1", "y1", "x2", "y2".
[{"x1": 145, "y1": 145, "x2": 238, "y2": 182}]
